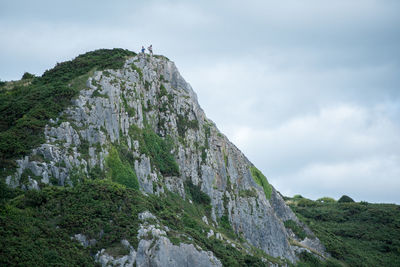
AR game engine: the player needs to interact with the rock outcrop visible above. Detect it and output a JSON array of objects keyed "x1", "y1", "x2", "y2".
[
  {"x1": 95, "y1": 211, "x2": 222, "y2": 267},
  {"x1": 5, "y1": 53, "x2": 326, "y2": 264}
]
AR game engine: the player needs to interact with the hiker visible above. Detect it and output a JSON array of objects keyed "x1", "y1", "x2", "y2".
[
  {"x1": 141, "y1": 46, "x2": 145, "y2": 54},
  {"x1": 147, "y1": 45, "x2": 153, "y2": 56}
]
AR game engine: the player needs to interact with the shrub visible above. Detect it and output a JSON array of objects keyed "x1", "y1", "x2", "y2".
[
  {"x1": 185, "y1": 180, "x2": 211, "y2": 206},
  {"x1": 297, "y1": 198, "x2": 318, "y2": 207},
  {"x1": 250, "y1": 166, "x2": 272, "y2": 200},
  {"x1": 105, "y1": 146, "x2": 139, "y2": 189},
  {"x1": 0, "y1": 204, "x2": 95, "y2": 266},
  {"x1": 239, "y1": 189, "x2": 258, "y2": 198},
  {"x1": 129, "y1": 125, "x2": 179, "y2": 177},
  {"x1": 176, "y1": 114, "x2": 199, "y2": 138},
  {"x1": 317, "y1": 197, "x2": 336, "y2": 203},
  {"x1": 338, "y1": 195, "x2": 354, "y2": 203},
  {"x1": 0, "y1": 178, "x2": 24, "y2": 203},
  {"x1": 21, "y1": 72, "x2": 35, "y2": 80},
  {"x1": 284, "y1": 220, "x2": 307, "y2": 240}
]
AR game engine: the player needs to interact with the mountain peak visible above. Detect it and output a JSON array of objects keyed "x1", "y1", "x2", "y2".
[{"x1": 1, "y1": 49, "x2": 327, "y2": 266}]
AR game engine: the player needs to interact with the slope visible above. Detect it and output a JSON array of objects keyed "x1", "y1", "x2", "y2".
[
  {"x1": 287, "y1": 196, "x2": 400, "y2": 266},
  {"x1": 1, "y1": 49, "x2": 327, "y2": 266}
]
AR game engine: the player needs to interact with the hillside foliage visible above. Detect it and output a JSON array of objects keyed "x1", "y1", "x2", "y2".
[
  {"x1": 288, "y1": 196, "x2": 400, "y2": 267},
  {"x1": 0, "y1": 179, "x2": 284, "y2": 266}
]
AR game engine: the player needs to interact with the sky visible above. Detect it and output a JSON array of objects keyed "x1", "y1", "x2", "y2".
[{"x1": 1, "y1": 0, "x2": 399, "y2": 203}]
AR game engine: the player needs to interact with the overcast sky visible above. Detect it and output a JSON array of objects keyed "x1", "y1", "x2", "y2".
[{"x1": 1, "y1": 0, "x2": 399, "y2": 203}]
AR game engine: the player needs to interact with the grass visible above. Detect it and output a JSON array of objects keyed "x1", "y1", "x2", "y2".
[
  {"x1": 130, "y1": 64, "x2": 143, "y2": 80},
  {"x1": 105, "y1": 146, "x2": 139, "y2": 189},
  {"x1": 250, "y1": 166, "x2": 272, "y2": 200}
]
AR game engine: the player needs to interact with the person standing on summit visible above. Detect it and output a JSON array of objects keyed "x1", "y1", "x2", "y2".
[
  {"x1": 147, "y1": 45, "x2": 153, "y2": 56},
  {"x1": 141, "y1": 46, "x2": 145, "y2": 54}
]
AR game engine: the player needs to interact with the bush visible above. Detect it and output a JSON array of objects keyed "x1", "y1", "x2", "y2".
[
  {"x1": 185, "y1": 180, "x2": 211, "y2": 206},
  {"x1": 129, "y1": 125, "x2": 179, "y2": 177},
  {"x1": 106, "y1": 146, "x2": 139, "y2": 189},
  {"x1": 284, "y1": 220, "x2": 307, "y2": 240},
  {"x1": 317, "y1": 197, "x2": 336, "y2": 203},
  {"x1": 338, "y1": 195, "x2": 354, "y2": 203},
  {"x1": 21, "y1": 72, "x2": 35, "y2": 80},
  {"x1": 0, "y1": 200, "x2": 95, "y2": 266},
  {"x1": 176, "y1": 114, "x2": 199, "y2": 138},
  {"x1": 297, "y1": 198, "x2": 318, "y2": 207},
  {"x1": 0, "y1": 179, "x2": 23, "y2": 203},
  {"x1": 250, "y1": 166, "x2": 272, "y2": 200}
]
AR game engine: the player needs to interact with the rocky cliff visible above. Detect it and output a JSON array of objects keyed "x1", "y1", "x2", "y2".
[{"x1": 3, "y1": 51, "x2": 326, "y2": 266}]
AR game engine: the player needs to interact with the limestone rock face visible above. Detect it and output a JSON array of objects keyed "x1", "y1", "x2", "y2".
[
  {"x1": 95, "y1": 211, "x2": 222, "y2": 267},
  {"x1": 6, "y1": 54, "x2": 326, "y2": 264}
]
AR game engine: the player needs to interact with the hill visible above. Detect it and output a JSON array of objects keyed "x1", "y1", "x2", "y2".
[
  {"x1": 287, "y1": 195, "x2": 400, "y2": 266},
  {"x1": 2, "y1": 48, "x2": 388, "y2": 266}
]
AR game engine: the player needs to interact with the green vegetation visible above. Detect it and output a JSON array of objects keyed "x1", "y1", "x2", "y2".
[
  {"x1": 176, "y1": 114, "x2": 199, "y2": 138},
  {"x1": 106, "y1": 146, "x2": 139, "y2": 189},
  {"x1": 0, "y1": 180, "x2": 139, "y2": 266},
  {"x1": 0, "y1": 178, "x2": 284, "y2": 266},
  {"x1": 21, "y1": 72, "x2": 35, "y2": 80},
  {"x1": 250, "y1": 166, "x2": 272, "y2": 200},
  {"x1": 129, "y1": 125, "x2": 179, "y2": 176},
  {"x1": 159, "y1": 83, "x2": 167, "y2": 97},
  {"x1": 200, "y1": 123, "x2": 212, "y2": 164},
  {"x1": 288, "y1": 197, "x2": 400, "y2": 267},
  {"x1": 0, "y1": 202, "x2": 94, "y2": 266},
  {"x1": 239, "y1": 189, "x2": 257, "y2": 198},
  {"x1": 130, "y1": 64, "x2": 143, "y2": 79},
  {"x1": 316, "y1": 197, "x2": 336, "y2": 203},
  {"x1": 91, "y1": 88, "x2": 108, "y2": 98},
  {"x1": 0, "y1": 49, "x2": 136, "y2": 176},
  {"x1": 338, "y1": 195, "x2": 354, "y2": 203},
  {"x1": 184, "y1": 179, "x2": 211, "y2": 207},
  {"x1": 121, "y1": 94, "x2": 136, "y2": 117},
  {"x1": 284, "y1": 220, "x2": 307, "y2": 240},
  {"x1": 296, "y1": 251, "x2": 342, "y2": 267}
]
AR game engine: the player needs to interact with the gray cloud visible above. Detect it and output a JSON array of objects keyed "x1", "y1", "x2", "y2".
[{"x1": 1, "y1": 0, "x2": 399, "y2": 203}]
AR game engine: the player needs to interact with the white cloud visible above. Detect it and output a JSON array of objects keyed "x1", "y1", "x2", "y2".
[
  {"x1": 222, "y1": 104, "x2": 400, "y2": 203},
  {"x1": 273, "y1": 155, "x2": 400, "y2": 203}
]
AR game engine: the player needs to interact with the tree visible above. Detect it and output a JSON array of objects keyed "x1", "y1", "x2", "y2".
[
  {"x1": 338, "y1": 195, "x2": 354, "y2": 203},
  {"x1": 22, "y1": 72, "x2": 35, "y2": 80}
]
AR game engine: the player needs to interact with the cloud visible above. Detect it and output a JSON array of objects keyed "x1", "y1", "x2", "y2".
[
  {"x1": 224, "y1": 104, "x2": 400, "y2": 203},
  {"x1": 184, "y1": 56, "x2": 400, "y2": 128},
  {"x1": 273, "y1": 155, "x2": 400, "y2": 204}
]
